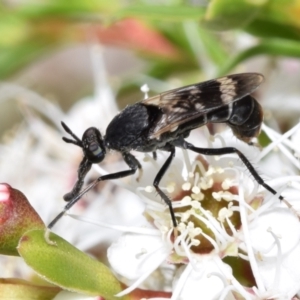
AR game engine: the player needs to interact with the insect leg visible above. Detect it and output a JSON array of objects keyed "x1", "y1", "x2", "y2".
[
  {"x1": 153, "y1": 146, "x2": 177, "y2": 227},
  {"x1": 47, "y1": 152, "x2": 140, "y2": 230},
  {"x1": 130, "y1": 152, "x2": 142, "y2": 182},
  {"x1": 63, "y1": 156, "x2": 92, "y2": 201},
  {"x1": 152, "y1": 151, "x2": 157, "y2": 160},
  {"x1": 182, "y1": 140, "x2": 282, "y2": 200}
]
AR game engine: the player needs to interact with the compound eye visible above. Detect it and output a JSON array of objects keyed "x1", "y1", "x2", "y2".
[
  {"x1": 87, "y1": 143, "x2": 105, "y2": 163},
  {"x1": 91, "y1": 144, "x2": 103, "y2": 157}
]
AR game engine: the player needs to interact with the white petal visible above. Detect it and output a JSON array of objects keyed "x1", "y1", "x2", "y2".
[
  {"x1": 53, "y1": 291, "x2": 97, "y2": 300},
  {"x1": 249, "y1": 208, "x2": 300, "y2": 297},
  {"x1": 257, "y1": 242, "x2": 300, "y2": 298},
  {"x1": 172, "y1": 260, "x2": 231, "y2": 300},
  {"x1": 249, "y1": 208, "x2": 300, "y2": 256},
  {"x1": 108, "y1": 233, "x2": 171, "y2": 280}
]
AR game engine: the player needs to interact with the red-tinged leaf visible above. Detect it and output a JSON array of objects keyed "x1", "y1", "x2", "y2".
[
  {"x1": 0, "y1": 183, "x2": 44, "y2": 256},
  {"x1": 0, "y1": 278, "x2": 60, "y2": 300},
  {"x1": 129, "y1": 288, "x2": 172, "y2": 300},
  {"x1": 89, "y1": 18, "x2": 179, "y2": 59}
]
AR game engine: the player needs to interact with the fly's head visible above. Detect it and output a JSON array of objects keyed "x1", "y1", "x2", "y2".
[{"x1": 82, "y1": 127, "x2": 106, "y2": 163}]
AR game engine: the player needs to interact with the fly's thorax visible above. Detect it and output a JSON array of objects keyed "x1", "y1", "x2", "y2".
[{"x1": 105, "y1": 103, "x2": 163, "y2": 151}]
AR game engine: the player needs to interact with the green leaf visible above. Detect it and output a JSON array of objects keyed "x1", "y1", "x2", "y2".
[
  {"x1": 218, "y1": 39, "x2": 300, "y2": 76},
  {"x1": 0, "y1": 15, "x2": 29, "y2": 47},
  {"x1": 0, "y1": 278, "x2": 60, "y2": 300},
  {"x1": 2, "y1": 0, "x2": 120, "y2": 19},
  {"x1": 0, "y1": 42, "x2": 53, "y2": 79},
  {"x1": 201, "y1": 0, "x2": 267, "y2": 30},
  {"x1": 196, "y1": 26, "x2": 228, "y2": 67},
  {"x1": 18, "y1": 230, "x2": 129, "y2": 299},
  {"x1": 119, "y1": 4, "x2": 205, "y2": 21},
  {"x1": 245, "y1": 19, "x2": 300, "y2": 40},
  {"x1": 4, "y1": 1, "x2": 205, "y2": 22}
]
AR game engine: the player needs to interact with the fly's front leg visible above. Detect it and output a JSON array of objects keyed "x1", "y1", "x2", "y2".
[
  {"x1": 126, "y1": 152, "x2": 142, "y2": 182},
  {"x1": 63, "y1": 156, "x2": 92, "y2": 201},
  {"x1": 47, "y1": 152, "x2": 140, "y2": 231},
  {"x1": 153, "y1": 145, "x2": 177, "y2": 227}
]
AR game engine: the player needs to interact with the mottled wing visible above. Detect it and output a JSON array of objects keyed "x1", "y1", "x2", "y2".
[{"x1": 143, "y1": 73, "x2": 264, "y2": 138}]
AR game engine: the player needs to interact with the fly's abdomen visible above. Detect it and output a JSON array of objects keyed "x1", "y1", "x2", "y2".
[
  {"x1": 227, "y1": 95, "x2": 263, "y2": 143},
  {"x1": 206, "y1": 95, "x2": 263, "y2": 144}
]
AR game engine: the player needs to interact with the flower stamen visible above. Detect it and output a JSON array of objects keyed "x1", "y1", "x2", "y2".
[{"x1": 267, "y1": 227, "x2": 283, "y2": 292}]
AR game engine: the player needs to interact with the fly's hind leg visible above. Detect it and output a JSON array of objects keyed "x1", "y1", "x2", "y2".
[
  {"x1": 153, "y1": 145, "x2": 177, "y2": 228},
  {"x1": 176, "y1": 139, "x2": 299, "y2": 218}
]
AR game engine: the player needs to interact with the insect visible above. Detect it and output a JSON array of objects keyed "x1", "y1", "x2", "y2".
[{"x1": 47, "y1": 73, "x2": 285, "y2": 230}]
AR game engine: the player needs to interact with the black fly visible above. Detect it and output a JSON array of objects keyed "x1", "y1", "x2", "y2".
[{"x1": 47, "y1": 73, "x2": 285, "y2": 230}]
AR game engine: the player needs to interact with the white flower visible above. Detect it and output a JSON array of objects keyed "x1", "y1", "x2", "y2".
[{"x1": 105, "y1": 125, "x2": 300, "y2": 300}]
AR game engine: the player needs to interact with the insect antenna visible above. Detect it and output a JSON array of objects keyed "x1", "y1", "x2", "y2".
[{"x1": 61, "y1": 121, "x2": 83, "y2": 147}]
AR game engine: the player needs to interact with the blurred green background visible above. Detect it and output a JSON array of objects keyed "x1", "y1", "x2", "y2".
[{"x1": 2, "y1": 0, "x2": 300, "y2": 134}]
